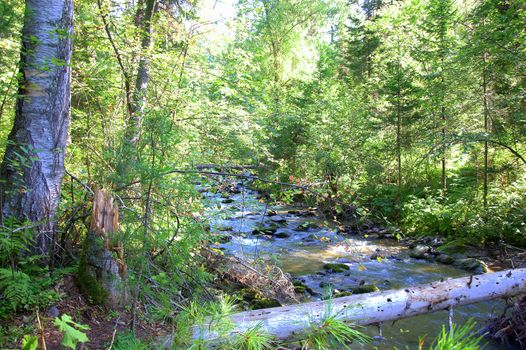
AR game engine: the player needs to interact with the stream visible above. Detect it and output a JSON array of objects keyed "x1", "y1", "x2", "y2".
[{"x1": 200, "y1": 178, "x2": 511, "y2": 349}]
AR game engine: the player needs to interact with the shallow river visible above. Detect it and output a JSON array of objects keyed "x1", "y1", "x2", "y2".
[{"x1": 201, "y1": 180, "x2": 511, "y2": 349}]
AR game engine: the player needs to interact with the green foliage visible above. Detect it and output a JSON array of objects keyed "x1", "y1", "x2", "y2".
[
  {"x1": 21, "y1": 335, "x2": 38, "y2": 350},
  {"x1": 53, "y1": 314, "x2": 90, "y2": 349},
  {"x1": 419, "y1": 319, "x2": 484, "y2": 350},
  {"x1": 0, "y1": 268, "x2": 32, "y2": 312},
  {"x1": 0, "y1": 217, "x2": 33, "y2": 267},
  {"x1": 302, "y1": 296, "x2": 370, "y2": 350},
  {"x1": 230, "y1": 323, "x2": 275, "y2": 350},
  {"x1": 112, "y1": 331, "x2": 150, "y2": 350},
  {"x1": 402, "y1": 174, "x2": 526, "y2": 244},
  {"x1": 76, "y1": 235, "x2": 109, "y2": 305},
  {"x1": 174, "y1": 295, "x2": 238, "y2": 348}
]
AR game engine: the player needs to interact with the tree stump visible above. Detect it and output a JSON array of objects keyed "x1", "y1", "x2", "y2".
[{"x1": 77, "y1": 189, "x2": 127, "y2": 308}]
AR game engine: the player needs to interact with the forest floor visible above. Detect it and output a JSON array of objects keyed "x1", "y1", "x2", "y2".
[{"x1": 1, "y1": 274, "x2": 167, "y2": 349}]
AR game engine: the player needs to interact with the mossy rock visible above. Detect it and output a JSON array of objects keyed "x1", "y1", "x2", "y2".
[
  {"x1": 323, "y1": 263, "x2": 350, "y2": 273},
  {"x1": 275, "y1": 231, "x2": 290, "y2": 238},
  {"x1": 334, "y1": 291, "x2": 353, "y2": 298},
  {"x1": 293, "y1": 281, "x2": 307, "y2": 293},
  {"x1": 220, "y1": 192, "x2": 230, "y2": 199},
  {"x1": 297, "y1": 222, "x2": 319, "y2": 231},
  {"x1": 217, "y1": 225, "x2": 233, "y2": 232},
  {"x1": 352, "y1": 284, "x2": 380, "y2": 294},
  {"x1": 239, "y1": 288, "x2": 257, "y2": 302},
  {"x1": 218, "y1": 235, "x2": 233, "y2": 244},
  {"x1": 453, "y1": 258, "x2": 488, "y2": 274},
  {"x1": 252, "y1": 223, "x2": 278, "y2": 235},
  {"x1": 409, "y1": 245, "x2": 432, "y2": 259},
  {"x1": 437, "y1": 240, "x2": 469, "y2": 255},
  {"x1": 436, "y1": 254, "x2": 455, "y2": 264},
  {"x1": 294, "y1": 285, "x2": 306, "y2": 293},
  {"x1": 221, "y1": 198, "x2": 234, "y2": 204},
  {"x1": 250, "y1": 298, "x2": 281, "y2": 310}
]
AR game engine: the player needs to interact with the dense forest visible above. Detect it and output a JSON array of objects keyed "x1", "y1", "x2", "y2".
[{"x1": 0, "y1": 0, "x2": 525, "y2": 348}]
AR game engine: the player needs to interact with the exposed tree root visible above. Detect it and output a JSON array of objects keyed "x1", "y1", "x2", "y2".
[{"x1": 487, "y1": 296, "x2": 526, "y2": 348}]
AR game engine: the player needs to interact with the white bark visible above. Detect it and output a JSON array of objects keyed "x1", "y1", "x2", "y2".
[
  {"x1": 194, "y1": 268, "x2": 526, "y2": 340},
  {"x1": 0, "y1": 0, "x2": 73, "y2": 257}
]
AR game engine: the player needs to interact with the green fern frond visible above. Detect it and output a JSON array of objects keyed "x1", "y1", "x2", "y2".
[{"x1": 0, "y1": 268, "x2": 32, "y2": 311}]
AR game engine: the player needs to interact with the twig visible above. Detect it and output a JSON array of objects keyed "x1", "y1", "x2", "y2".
[
  {"x1": 65, "y1": 170, "x2": 94, "y2": 195},
  {"x1": 106, "y1": 314, "x2": 121, "y2": 350},
  {"x1": 36, "y1": 310, "x2": 47, "y2": 350}
]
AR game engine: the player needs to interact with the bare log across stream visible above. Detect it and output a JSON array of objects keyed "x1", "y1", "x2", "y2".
[{"x1": 193, "y1": 269, "x2": 526, "y2": 340}]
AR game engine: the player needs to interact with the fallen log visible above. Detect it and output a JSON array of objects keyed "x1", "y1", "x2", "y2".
[{"x1": 194, "y1": 268, "x2": 526, "y2": 340}]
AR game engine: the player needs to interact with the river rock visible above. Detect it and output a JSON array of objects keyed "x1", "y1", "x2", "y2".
[
  {"x1": 218, "y1": 235, "x2": 232, "y2": 244},
  {"x1": 293, "y1": 280, "x2": 307, "y2": 293},
  {"x1": 303, "y1": 234, "x2": 318, "y2": 242},
  {"x1": 250, "y1": 298, "x2": 281, "y2": 310},
  {"x1": 252, "y1": 223, "x2": 278, "y2": 235},
  {"x1": 217, "y1": 225, "x2": 233, "y2": 232},
  {"x1": 370, "y1": 251, "x2": 386, "y2": 260},
  {"x1": 221, "y1": 198, "x2": 234, "y2": 204},
  {"x1": 270, "y1": 215, "x2": 287, "y2": 223},
  {"x1": 334, "y1": 291, "x2": 353, "y2": 298},
  {"x1": 352, "y1": 284, "x2": 380, "y2": 294},
  {"x1": 297, "y1": 222, "x2": 318, "y2": 231},
  {"x1": 47, "y1": 306, "x2": 60, "y2": 318},
  {"x1": 323, "y1": 263, "x2": 350, "y2": 273},
  {"x1": 275, "y1": 231, "x2": 291, "y2": 238},
  {"x1": 410, "y1": 245, "x2": 432, "y2": 259},
  {"x1": 435, "y1": 253, "x2": 455, "y2": 264},
  {"x1": 453, "y1": 258, "x2": 488, "y2": 274}
]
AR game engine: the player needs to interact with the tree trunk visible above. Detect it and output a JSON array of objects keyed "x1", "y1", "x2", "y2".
[
  {"x1": 0, "y1": 0, "x2": 73, "y2": 259},
  {"x1": 194, "y1": 268, "x2": 526, "y2": 341},
  {"x1": 125, "y1": 0, "x2": 158, "y2": 146},
  {"x1": 77, "y1": 189, "x2": 128, "y2": 308},
  {"x1": 482, "y1": 14, "x2": 489, "y2": 208}
]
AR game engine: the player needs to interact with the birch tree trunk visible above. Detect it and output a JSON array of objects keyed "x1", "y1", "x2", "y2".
[{"x1": 0, "y1": 0, "x2": 73, "y2": 259}]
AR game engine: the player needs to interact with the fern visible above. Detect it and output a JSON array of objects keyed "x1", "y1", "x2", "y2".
[{"x1": 0, "y1": 268, "x2": 32, "y2": 311}]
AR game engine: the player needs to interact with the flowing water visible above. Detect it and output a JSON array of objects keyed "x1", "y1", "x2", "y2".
[{"x1": 200, "y1": 179, "x2": 511, "y2": 349}]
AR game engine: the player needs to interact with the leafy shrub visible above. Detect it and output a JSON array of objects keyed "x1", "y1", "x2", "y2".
[{"x1": 53, "y1": 314, "x2": 90, "y2": 349}]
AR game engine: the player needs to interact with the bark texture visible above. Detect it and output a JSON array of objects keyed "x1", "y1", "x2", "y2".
[
  {"x1": 125, "y1": 0, "x2": 158, "y2": 146},
  {"x1": 194, "y1": 268, "x2": 526, "y2": 341},
  {"x1": 0, "y1": 0, "x2": 73, "y2": 257}
]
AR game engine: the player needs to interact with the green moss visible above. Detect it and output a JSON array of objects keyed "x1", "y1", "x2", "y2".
[
  {"x1": 352, "y1": 285, "x2": 380, "y2": 294},
  {"x1": 294, "y1": 285, "x2": 306, "y2": 293},
  {"x1": 323, "y1": 263, "x2": 350, "y2": 273},
  {"x1": 252, "y1": 223, "x2": 278, "y2": 235},
  {"x1": 76, "y1": 234, "x2": 108, "y2": 305},
  {"x1": 250, "y1": 298, "x2": 280, "y2": 310}
]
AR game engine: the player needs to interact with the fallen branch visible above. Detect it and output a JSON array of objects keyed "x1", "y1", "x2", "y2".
[{"x1": 193, "y1": 268, "x2": 526, "y2": 340}]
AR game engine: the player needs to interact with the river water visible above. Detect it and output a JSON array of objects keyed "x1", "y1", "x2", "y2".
[{"x1": 200, "y1": 179, "x2": 510, "y2": 349}]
